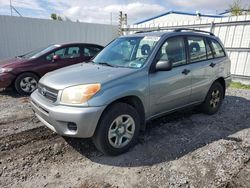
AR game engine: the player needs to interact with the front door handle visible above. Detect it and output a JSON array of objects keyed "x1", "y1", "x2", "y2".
[
  {"x1": 210, "y1": 63, "x2": 216, "y2": 68},
  {"x1": 182, "y1": 69, "x2": 190, "y2": 75}
]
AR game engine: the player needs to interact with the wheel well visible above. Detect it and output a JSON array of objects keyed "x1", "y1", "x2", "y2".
[
  {"x1": 101, "y1": 96, "x2": 146, "y2": 131},
  {"x1": 215, "y1": 77, "x2": 226, "y2": 98}
]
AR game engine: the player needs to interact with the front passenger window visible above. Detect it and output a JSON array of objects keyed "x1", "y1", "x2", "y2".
[{"x1": 158, "y1": 37, "x2": 186, "y2": 67}]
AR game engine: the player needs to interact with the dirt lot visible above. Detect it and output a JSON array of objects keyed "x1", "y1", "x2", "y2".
[{"x1": 0, "y1": 88, "x2": 250, "y2": 188}]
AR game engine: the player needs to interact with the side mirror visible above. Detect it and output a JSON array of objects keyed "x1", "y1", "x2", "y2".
[
  {"x1": 52, "y1": 55, "x2": 60, "y2": 62},
  {"x1": 155, "y1": 60, "x2": 172, "y2": 71}
]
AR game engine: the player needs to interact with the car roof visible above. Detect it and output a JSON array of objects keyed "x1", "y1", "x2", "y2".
[
  {"x1": 121, "y1": 31, "x2": 169, "y2": 38},
  {"x1": 53, "y1": 43, "x2": 103, "y2": 48}
]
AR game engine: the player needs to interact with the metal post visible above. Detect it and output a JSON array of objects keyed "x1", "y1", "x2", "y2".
[
  {"x1": 210, "y1": 21, "x2": 215, "y2": 33},
  {"x1": 110, "y1": 12, "x2": 112, "y2": 25},
  {"x1": 10, "y1": 0, "x2": 12, "y2": 16}
]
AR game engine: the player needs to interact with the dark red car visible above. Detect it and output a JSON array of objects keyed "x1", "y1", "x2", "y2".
[{"x1": 0, "y1": 43, "x2": 103, "y2": 94}]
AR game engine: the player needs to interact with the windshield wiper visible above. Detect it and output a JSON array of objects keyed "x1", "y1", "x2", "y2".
[{"x1": 97, "y1": 62, "x2": 116, "y2": 67}]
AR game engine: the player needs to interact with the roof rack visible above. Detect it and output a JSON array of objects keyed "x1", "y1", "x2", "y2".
[
  {"x1": 174, "y1": 28, "x2": 215, "y2": 36},
  {"x1": 135, "y1": 28, "x2": 160, "y2": 34}
]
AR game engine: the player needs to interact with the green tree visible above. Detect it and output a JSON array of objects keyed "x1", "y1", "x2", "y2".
[
  {"x1": 50, "y1": 13, "x2": 63, "y2": 21},
  {"x1": 51, "y1": 13, "x2": 57, "y2": 20},
  {"x1": 230, "y1": 0, "x2": 243, "y2": 16}
]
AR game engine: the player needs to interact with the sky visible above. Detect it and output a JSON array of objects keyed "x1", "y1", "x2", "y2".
[{"x1": 0, "y1": 0, "x2": 249, "y2": 24}]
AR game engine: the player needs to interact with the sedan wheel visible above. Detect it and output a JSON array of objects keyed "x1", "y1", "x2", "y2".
[
  {"x1": 20, "y1": 77, "x2": 38, "y2": 93},
  {"x1": 14, "y1": 73, "x2": 39, "y2": 95}
]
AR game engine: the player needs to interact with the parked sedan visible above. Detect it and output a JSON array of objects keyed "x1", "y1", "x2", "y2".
[{"x1": 0, "y1": 43, "x2": 103, "y2": 94}]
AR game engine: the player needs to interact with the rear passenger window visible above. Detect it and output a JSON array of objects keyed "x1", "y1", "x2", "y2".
[
  {"x1": 67, "y1": 47, "x2": 80, "y2": 58},
  {"x1": 187, "y1": 36, "x2": 207, "y2": 63},
  {"x1": 158, "y1": 37, "x2": 186, "y2": 67},
  {"x1": 210, "y1": 39, "x2": 225, "y2": 58},
  {"x1": 84, "y1": 46, "x2": 102, "y2": 57}
]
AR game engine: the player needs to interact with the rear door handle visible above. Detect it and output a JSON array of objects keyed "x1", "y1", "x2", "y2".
[
  {"x1": 182, "y1": 69, "x2": 190, "y2": 75},
  {"x1": 210, "y1": 63, "x2": 216, "y2": 68}
]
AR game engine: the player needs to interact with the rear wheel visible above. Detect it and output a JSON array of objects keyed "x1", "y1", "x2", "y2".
[
  {"x1": 93, "y1": 103, "x2": 140, "y2": 155},
  {"x1": 201, "y1": 82, "x2": 224, "y2": 115},
  {"x1": 14, "y1": 73, "x2": 39, "y2": 95}
]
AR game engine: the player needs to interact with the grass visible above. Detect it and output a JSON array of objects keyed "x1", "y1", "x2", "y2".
[{"x1": 230, "y1": 82, "x2": 250, "y2": 90}]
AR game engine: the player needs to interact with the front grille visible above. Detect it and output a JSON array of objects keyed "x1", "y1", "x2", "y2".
[{"x1": 38, "y1": 84, "x2": 58, "y2": 102}]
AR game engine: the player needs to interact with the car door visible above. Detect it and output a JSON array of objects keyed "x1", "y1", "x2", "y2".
[
  {"x1": 149, "y1": 36, "x2": 192, "y2": 117},
  {"x1": 186, "y1": 36, "x2": 216, "y2": 103}
]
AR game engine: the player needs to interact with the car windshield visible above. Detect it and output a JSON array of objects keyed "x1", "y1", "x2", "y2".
[
  {"x1": 93, "y1": 36, "x2": 160, "y2": 68},
  {"x1": 18, "y1": 44, "x2": 60, "y2": 59}
]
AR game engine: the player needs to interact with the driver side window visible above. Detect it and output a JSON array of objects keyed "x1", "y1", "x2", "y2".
[{"x1": 158, "y1": 37, "x2": 186, "y2": 67}]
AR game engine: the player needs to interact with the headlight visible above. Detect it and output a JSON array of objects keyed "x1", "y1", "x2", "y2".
[
  {"x1": 0, "y1": 67, "x2": 13, "y2": 73},
  {"x1": 61, "y1": 84, "x2": 101, "y2": 104}
]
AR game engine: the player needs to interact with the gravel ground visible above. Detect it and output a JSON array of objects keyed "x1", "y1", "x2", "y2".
[{"x1": 0, "y1": 88, "x2": 250, "y2": 188}]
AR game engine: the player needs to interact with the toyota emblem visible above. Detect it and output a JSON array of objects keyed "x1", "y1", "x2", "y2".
[{"x1": 41, "y1": 87, "x2": 47, "y2": 96}]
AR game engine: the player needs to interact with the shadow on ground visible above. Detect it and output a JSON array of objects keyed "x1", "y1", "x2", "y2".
[
  {"x1": 60, "y1": 95, "x2": 250, "y2": 167},
  {"x1": 0, "y1": 88, "x2": 23, "y2": 98}
]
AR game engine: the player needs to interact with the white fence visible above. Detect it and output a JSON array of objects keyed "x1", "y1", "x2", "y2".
[
  {"x1": 123, "y1": 15, "x2": 250, "y2": 81},
  {"x1": 0, "y1": 15, "x2": 118, "y2": 59}
]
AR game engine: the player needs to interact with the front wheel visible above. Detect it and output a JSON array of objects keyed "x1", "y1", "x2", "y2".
[
  {"x1": 14, "y1": 73, "x2": 39, "y2": 95},
  {"x1": 201, "y1": 82, "x2": 224, "y2": 115},
  {"x1": 93, "y1": 103, "x2": 140, "y2": 155}
]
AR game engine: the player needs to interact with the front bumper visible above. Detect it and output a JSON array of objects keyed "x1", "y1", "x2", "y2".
[
  {"x1": 30, "y1": 90, "x2": 106, "y2": 138},
  {"x1": 0, "y1": 73, "x2": 15, "y2": 88}
]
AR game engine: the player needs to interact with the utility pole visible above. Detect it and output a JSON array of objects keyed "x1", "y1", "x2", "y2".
[
  {"x1": 110, "y1": 12, "x2": 112, "y2": 25},
  {"x1": 118, "y1": 11, "x2": 123, "y2": 35},
  {"x1": 118, "y1": 11, "x2": 128, "y2": 36},
  {"x1": 9, "y1": 0, "x2": 22, "y2": 17},
  {"x1": 10, "y1": 0, "x2": 12, "y2": 16},
  {"x1": 124, "y1": 13, "x2": 127, "y2": 25}
]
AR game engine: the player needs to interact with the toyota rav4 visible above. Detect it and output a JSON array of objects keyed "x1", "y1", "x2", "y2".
[{"x1": 30, "y1": 29, "x2": 231, "y2": 155}]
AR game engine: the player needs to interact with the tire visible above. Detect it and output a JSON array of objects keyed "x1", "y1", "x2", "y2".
[
  {"x1": 93, "y1": 102, "x2": 140, "y2": 155},
  {"x1": 14, "y1": 72, "x2": 39, "y2": 95},
  {"x1": 201, "y1": 81, "x2": 224, "y2": 115}
]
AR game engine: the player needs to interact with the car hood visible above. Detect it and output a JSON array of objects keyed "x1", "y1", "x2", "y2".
[
  {"x1": 0, "y1": 57, "x2": 28, "y2": 67},
  {"x1": 39, "y1": 63, "x2": 136, "y2": 90}
]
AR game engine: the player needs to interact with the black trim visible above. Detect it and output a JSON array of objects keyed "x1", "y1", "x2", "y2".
[{"x1": 205, "y1": 37, "x2": 215, "y2": 59}]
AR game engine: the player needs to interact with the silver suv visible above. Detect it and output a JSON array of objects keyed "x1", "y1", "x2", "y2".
[{"x1": 30, "y1": 29, "x2": 231, "y2": 155}]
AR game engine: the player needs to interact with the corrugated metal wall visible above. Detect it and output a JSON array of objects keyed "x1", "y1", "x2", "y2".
[
  {"x1": 0, "y1": 15, "x2": 118, "y2": 59},
  {"x1": 123, "y1": 15, "x2": 250, "y2": 79}
]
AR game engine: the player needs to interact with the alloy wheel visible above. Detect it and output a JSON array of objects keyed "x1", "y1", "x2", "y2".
[
  {"x1": 20, "y1": 77, "x2": 38, "y2": 93},
  {"x1": 108, "y1": 115, "x2": 135, "y2": 149}
]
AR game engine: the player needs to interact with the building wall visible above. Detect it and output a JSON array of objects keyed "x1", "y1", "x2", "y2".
[{"x1": 0, "y1": 15, "x2": 118, "y2": 59}]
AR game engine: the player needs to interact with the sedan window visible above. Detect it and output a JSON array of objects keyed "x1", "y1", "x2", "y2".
[
  {"x1": 67, "y1": 47, "x2": 80, "y2": 58},
  {"x1": 46, "y1": 46, "x2": 80, "y2": 60},
  {"x1": 84, "y1": 46, "x2": 102, "y2": 57}
]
